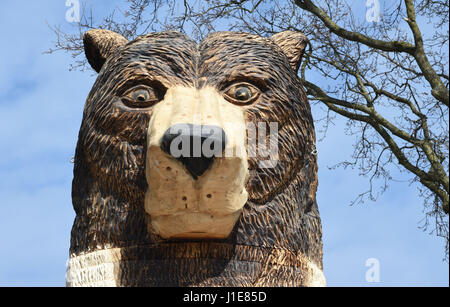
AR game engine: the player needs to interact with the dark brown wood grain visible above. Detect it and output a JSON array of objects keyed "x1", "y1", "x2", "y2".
[{"x1": 70, "y1": 30, "x2": 323, "y2": 287}]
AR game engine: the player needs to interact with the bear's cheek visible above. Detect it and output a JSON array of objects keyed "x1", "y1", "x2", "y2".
[
  {"x1": 82, "y1": 97, "x2": 154, "y2": 189},
  {"x1": 243, "y1": 91, "x2": 306, "y2": 202}
]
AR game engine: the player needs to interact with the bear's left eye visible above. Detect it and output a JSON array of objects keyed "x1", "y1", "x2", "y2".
[
  {"x1": 122, "y1": 85, "x2": 164, "y2": 108},
  {"x1": 223, "y1": 82, "x2": 261, "y2": 105}
]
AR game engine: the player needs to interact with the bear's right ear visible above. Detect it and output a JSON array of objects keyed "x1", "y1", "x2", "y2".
[{"x1": 83, "y1": 29, "x2": 128, "y2": 73}]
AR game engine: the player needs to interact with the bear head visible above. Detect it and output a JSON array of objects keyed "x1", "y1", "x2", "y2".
[{"x1": 69, "y1": 29, "x2": 323, "y2": 286}]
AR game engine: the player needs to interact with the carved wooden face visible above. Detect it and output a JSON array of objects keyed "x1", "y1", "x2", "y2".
[{"x1": 79, "y1": 30, "x2": 313, "y2": 241}]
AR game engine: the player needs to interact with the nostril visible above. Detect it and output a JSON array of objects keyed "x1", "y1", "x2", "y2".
[{"x1": 160, "y1": 124, "x2": 227, "y2": 179}]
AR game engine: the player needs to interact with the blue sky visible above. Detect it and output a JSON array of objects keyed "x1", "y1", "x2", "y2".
[{"x1": 0, "y1": 1, "x2": 448, "y2": 286}]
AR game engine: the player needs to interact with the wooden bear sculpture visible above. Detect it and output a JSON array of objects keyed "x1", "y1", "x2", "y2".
[{"x1": 66, "y1": 29, "x2": 325, "y2": 287}]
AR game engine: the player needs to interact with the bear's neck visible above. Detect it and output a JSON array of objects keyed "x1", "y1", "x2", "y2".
[{"x1": 66, "y1": 241, "x2": 325, "y2": 286}]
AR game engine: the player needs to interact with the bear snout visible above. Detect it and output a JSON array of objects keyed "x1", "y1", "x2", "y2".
[
  {"x1": 144, "y1": 86, "x2": 249, "y2": 239},
  {"x1": 159, "y1": 123, "x2": 227, "y2": 179}
]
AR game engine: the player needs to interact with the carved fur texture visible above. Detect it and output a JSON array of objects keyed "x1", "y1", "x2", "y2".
[{"x1": 68, "y1": 30, "x2": 324, "y2": 287}]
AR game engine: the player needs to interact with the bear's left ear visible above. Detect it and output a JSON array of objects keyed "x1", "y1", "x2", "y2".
[
  {"x1": 84, "y1": 29, "x2": 129, "y2": 73},
  {"x1": 270, "y1": 31, "x2": 309, "y2": 73}
]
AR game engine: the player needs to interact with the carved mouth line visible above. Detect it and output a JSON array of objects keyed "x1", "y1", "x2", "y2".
[
  {"x1": 148, "y1": 211, "x2": 235, "y2": 217},
  {"x1": 148, "y1": 211, "x2": 243, "y2": 239}
]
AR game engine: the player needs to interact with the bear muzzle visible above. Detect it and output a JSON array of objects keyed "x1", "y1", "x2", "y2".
[
  {"x1": 145, "y1": 86, "x2": 249, "y2": 239},
  {"x1": 159, "y1": 123, "x2": 227, "y2": 179}
]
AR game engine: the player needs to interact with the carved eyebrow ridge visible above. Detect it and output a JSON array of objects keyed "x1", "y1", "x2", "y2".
[
  {"x1": 115, "y1": 76, "x2": 165, "y2": 96},
  {"x1": 219, "y1": 74, "x2": 270, "y2": 92}
]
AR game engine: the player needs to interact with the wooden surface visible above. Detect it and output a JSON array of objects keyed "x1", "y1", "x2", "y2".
[{"x1": 69, "y1": 30, "x2": 324, "y2": 287}]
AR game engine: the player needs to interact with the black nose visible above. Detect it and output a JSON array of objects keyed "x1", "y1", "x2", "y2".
[{"x1": 160, "y1": 124, "x2": 227, "y2": 179}]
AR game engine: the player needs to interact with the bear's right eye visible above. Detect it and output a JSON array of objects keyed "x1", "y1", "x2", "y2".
[{"x1": 121, "y1": 85, "x2": 165, "y2": 109}]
